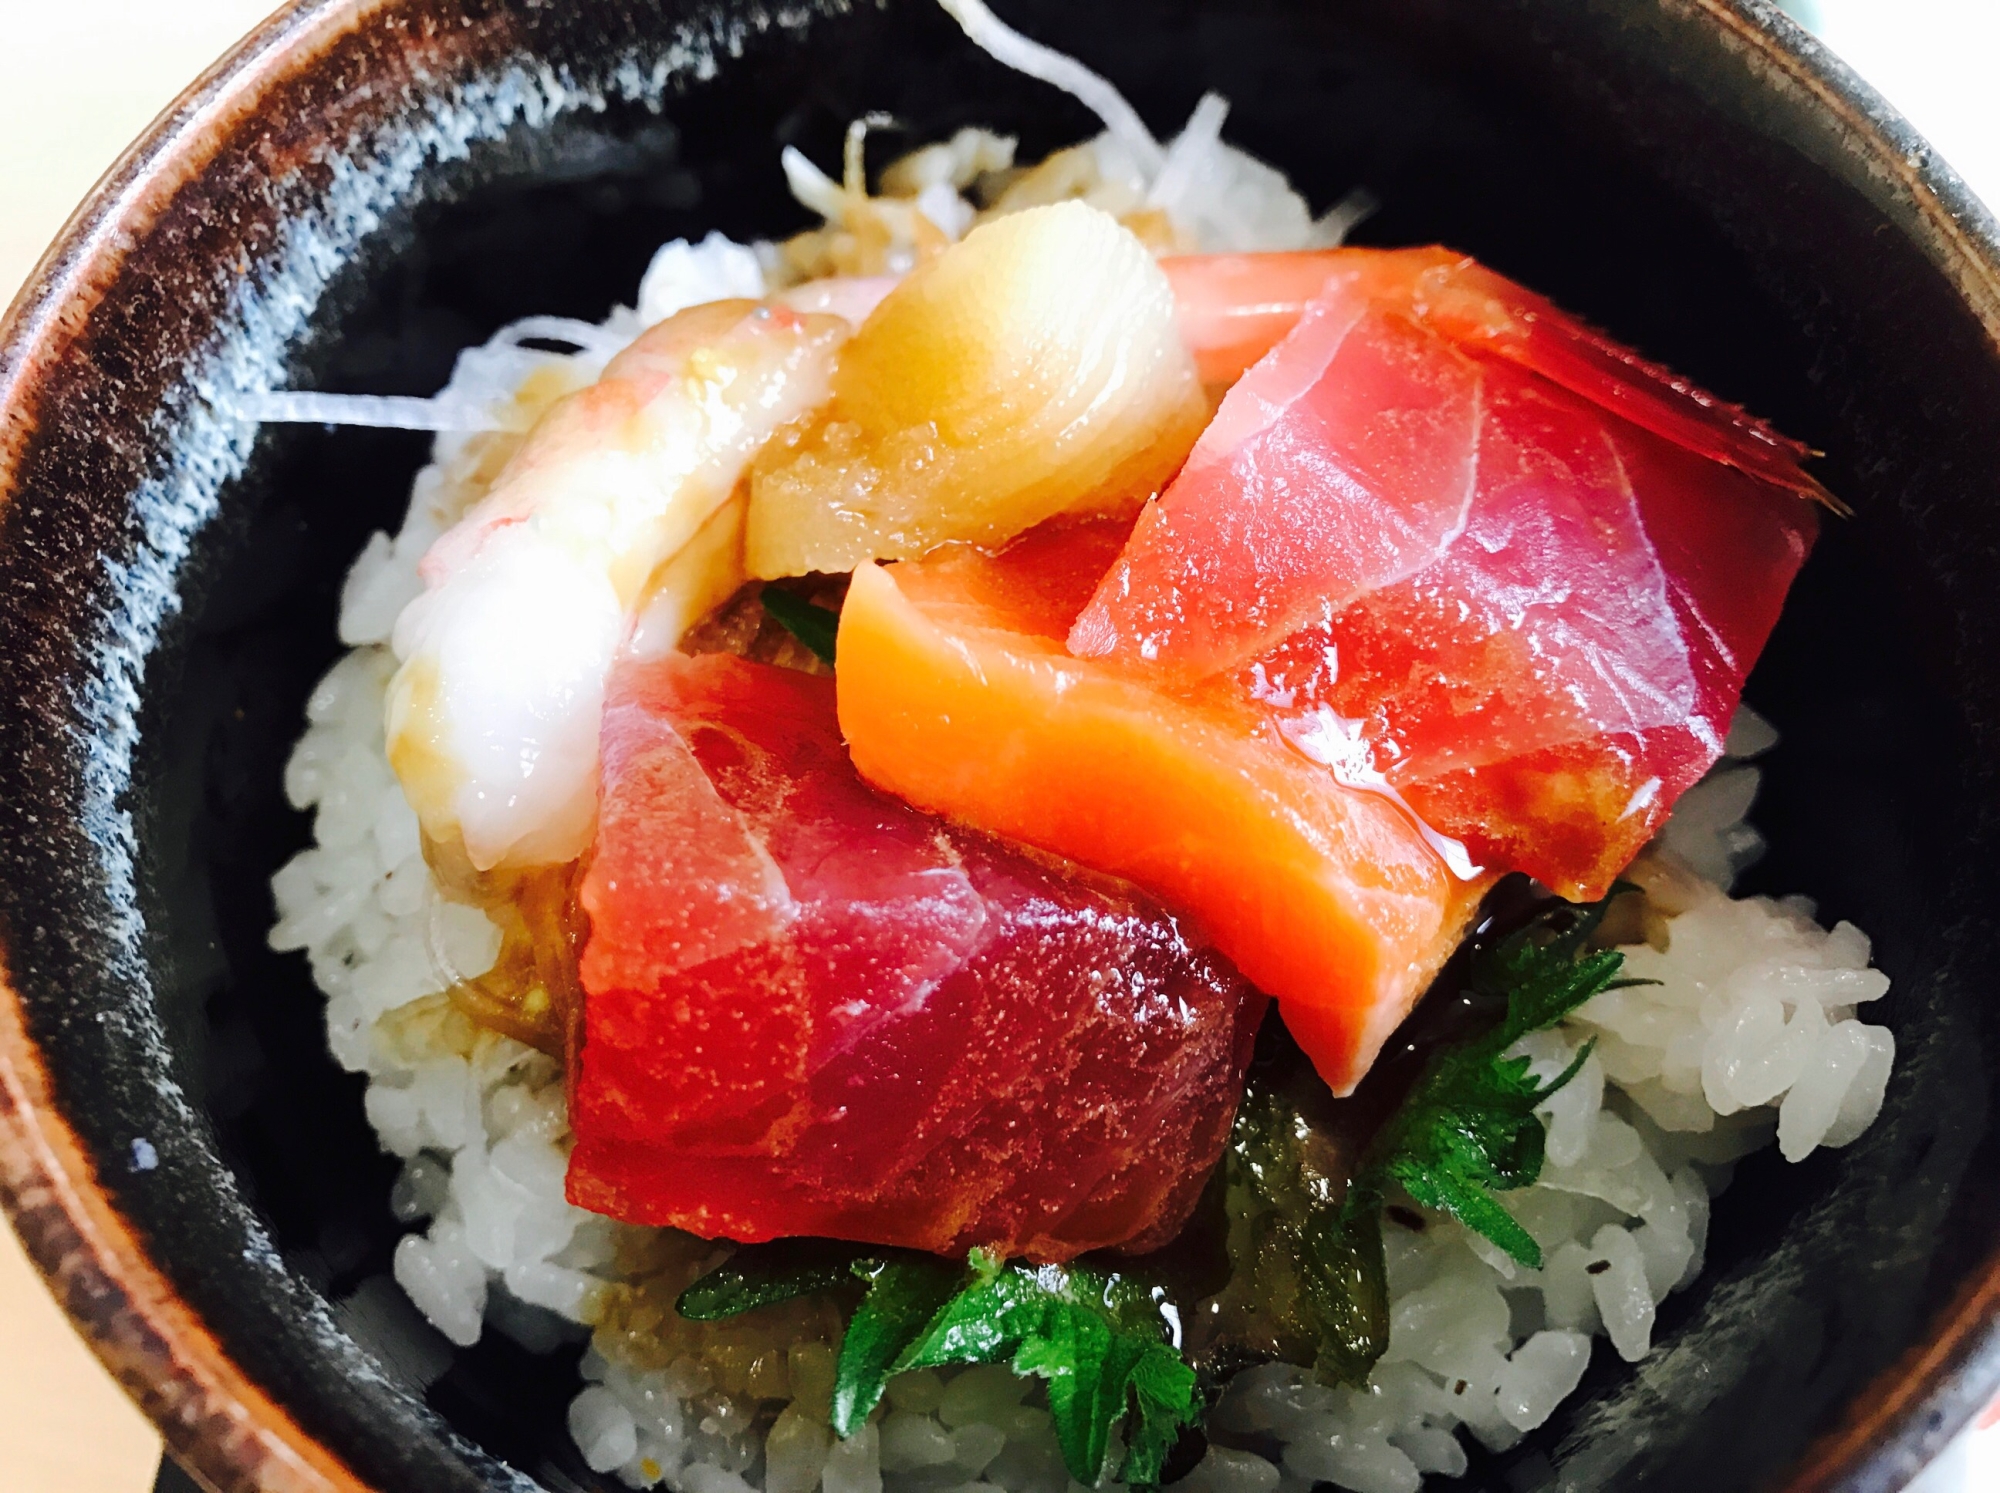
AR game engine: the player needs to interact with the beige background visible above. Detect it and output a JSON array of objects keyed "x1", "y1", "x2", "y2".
[{"x1": 2, "y1": 3, "x2": 1997, "y2": 1493}]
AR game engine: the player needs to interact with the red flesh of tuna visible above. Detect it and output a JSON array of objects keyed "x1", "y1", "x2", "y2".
[
  {"x1": 1078, "y1": 249, "x2": 1820, "y2": 896},
  {"x1": 566, "y1": 652, "x2": 1264, "y2": 1261}
]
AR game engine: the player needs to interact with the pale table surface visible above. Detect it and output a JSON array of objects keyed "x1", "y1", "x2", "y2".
[{"x1": 3, "y1": 3, "x2": 1998, "y2": 1492}]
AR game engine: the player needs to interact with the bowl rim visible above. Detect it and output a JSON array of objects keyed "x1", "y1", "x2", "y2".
[
  {"x1": 2, "y1": 1, "x2": 1998, "y2": 1489},
  {"x1": 0, "y1": 1, "x2": 395, "y2": 1484}
]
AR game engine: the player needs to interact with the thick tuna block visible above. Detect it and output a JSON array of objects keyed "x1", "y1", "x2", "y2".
[{"x1": 568, "y1": 652, "x2": 1263, "y2": 1261}]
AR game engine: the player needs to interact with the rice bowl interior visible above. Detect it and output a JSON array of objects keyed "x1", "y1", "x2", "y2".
[
  {"x1": 7, "y1": 5, "x2": 1991, "y2": 1493},
  {"x1": 247, "y1": 9, "x2": 1911, "y2": 1490}
]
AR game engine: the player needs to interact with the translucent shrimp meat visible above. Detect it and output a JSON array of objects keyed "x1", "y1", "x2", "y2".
[{"x1": 385, "y1": 299, "x2": 849, "y2": 873}]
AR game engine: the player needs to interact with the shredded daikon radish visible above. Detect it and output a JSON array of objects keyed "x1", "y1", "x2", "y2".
[
  {"x1": 488, "y1": 317, "x2": 633, "y2": 358},
  {"x1": 1147, "y1": 93, "x2": 1231, "y2": 214},
  {"x1": 244, "y1": 311, "x2": 636, "y2": 433},
  {"x1": 242, "y1": 391, "x2": 522, "y2": 432},
  {"x1": 937, "y1": 0, "x2": 1164, "y2": 172},
  {"x1": 1312, "y1": 187, "x2": 1382, "y2": 247},
  {"x1": 781, "y1": 147, "x2": 850, "y2": 223},
  {"x1": 933, "y1": 0, "x2": 1367, "y2": 255}
]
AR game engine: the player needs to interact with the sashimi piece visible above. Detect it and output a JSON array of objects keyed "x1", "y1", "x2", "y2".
[
  {"x1": 1072, "y1": 253, "x2": 1817, "y2": 898},
  {"x1": 1227, "y1": 365, "x2": 1814, "y2": 894},
  {"x1": 568, "y1": 651, "x2": 1263, "y2": 1261},
  {"x1": 1162, "y1": 251, "x2": 1379, "y2": 387},
  {"x1": 387, "y1": 300, "x2": 847, "y2": 873},
  {"x1": 835, "y1": 520, "x2": 1494, "y2": 1096},
  {"x1": 1077, "y1": 255, "x2": 1822, "y2": 680},
  {"x1": 1070, "y1": 293, "x2": 1487, "y2": 676},
  {"x1": 1160, "y1": 246, "x2": 1829, "y2": 500}
]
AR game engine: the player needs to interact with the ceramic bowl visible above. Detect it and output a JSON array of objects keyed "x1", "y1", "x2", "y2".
[{"x1": 3, "y1": 2, "x2": 1998, "y2": 1489}]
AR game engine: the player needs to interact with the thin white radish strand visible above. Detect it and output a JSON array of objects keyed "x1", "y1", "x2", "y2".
[
  {"x1": 936, "y1": 0, "x2": 1165, "y2": 174},
  {"x1": 245, "y1": 390, "x2": 519, "y2": 432}
]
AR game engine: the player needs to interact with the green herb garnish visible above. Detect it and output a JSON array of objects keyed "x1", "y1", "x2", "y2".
[
  {"x1": 761, "y1": 586, "x2": 840, "y2": 664},
  {"x1": 678, "y1": 1244, "x2": 1198, "y2": 1486},
  {"x1": 677, "y1": 1236, "x2": 879, "y2": 1320},
  {"x1": 830, "y1": 1254, "x2": 965, "y2": 1432},
  {"x1": 868, "y1": 1249, "x2": 1197, "y2": 1485},
  {"x1": 1349, "y1": 888, "x2": 1629, "y2": 1269}
]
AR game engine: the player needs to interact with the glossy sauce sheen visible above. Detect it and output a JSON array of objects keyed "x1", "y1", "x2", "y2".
[{"x1": 568, "y1": 652, "x2": 1265, "y2": 1260}]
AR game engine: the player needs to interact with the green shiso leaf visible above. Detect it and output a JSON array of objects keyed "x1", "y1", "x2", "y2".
[
  {"x1": 681, "y1": 1243, "x2": 1199, "y2": 1487},
  {"x1": 761, "y1": 586, "x2": 840, "y2": 665},
  {"x1": 1119, "y1": 1342, "x2": 1202, "y2": 1487},
  {"x1": 675, "y1": 1237, "x2": 869, "y2": 1320},
  {"x1": 1350, "y1": 888, "x2": 1629, "y2": 1271},
  {"x1": 885, "y1": 1249, "x2": 1198, "y2": 1486},
  {"x1": 830, "y1": 1254, "x2": 965, "y2": 1435}
]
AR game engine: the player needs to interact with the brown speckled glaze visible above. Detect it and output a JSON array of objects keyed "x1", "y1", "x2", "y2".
[
  {"x1": 4, "y1": 1, "x2": 2000, "y2": 1490},
  {"x1": 0, "y1": 986, "x2": 366, "y2": 1493}
]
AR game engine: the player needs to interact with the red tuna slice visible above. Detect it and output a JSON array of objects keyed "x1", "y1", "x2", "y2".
[
  {"x1": 569, "y1": 652, "x2": 1264, "y2": 1261},
  {"x1": 1081, "y1": 252, "x2": 1823, "y2": 682},
  {"x1": 1219, "y1": 361, "x2": 1815, "y2": 895},
  {"x1": 1070, "y1": 288, "x2": 1485, "y2": 680},
  {"x1": 1160, "y1": 247, "x2": 1828, "y2": 500},
  {"x1": 1414, "y1": 254, "x2": 1829, "y2": 502},
  {"x1": 1080, "y1": 254, "x2": 1818, "y2": 898}
]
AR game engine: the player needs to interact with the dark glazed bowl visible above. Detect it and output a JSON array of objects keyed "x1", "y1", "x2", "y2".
[{"x1": 3, "y1": 1, "x2": 1998, "y2": 1489}]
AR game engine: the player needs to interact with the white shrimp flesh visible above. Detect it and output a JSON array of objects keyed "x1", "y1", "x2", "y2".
[{"x1": 385, "y1": 298, "x2": 850, "y2": 872}]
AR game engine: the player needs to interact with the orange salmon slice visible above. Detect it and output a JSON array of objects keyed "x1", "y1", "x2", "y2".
[{"x1": 836, "y1": 518, "x2": 1494, "y2": 1094}]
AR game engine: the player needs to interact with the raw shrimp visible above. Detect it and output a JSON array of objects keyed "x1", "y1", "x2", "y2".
[
  {"x1": 769, "y1": 275, "x2": 898, "y2": 325},
  {"x1": 385, "y1": 298, "x2": 850, "y2": 874}
]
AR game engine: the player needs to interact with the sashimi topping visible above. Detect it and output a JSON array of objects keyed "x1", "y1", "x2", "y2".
[
  {"x1": 1227, "y1": 383, "x2": 1814, "y2": 893},
  {"x1": 1073, "y1": 288, "x2": 1489, "y2": 677},
  {"x1": 1161, "y1": 246, "x2": 1830, "y2": 499},
  {"x1": 386, "y1": 300, "x2": 849, "y2": 873},
  {"x1": 1062, "y1": 248, "x2": 1818, "y2": 897},
  {"x1": 835, "y1": 519, "x2": 1494, "y2": 1095},
  {"x1": 568, "y1": 651, "x2": 1264, "y2": 1260}
]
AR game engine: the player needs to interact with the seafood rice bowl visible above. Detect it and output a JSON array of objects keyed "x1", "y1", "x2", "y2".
[{"x1": 261, "y1": 3, "x2": 1896, "y2": 1490}]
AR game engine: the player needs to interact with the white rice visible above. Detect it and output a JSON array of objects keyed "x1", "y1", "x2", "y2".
[{"x1": 269, "y1": 245, "x2": 1898, "y2": 1493}]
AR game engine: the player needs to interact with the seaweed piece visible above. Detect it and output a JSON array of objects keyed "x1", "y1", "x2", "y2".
[
  {"x1": 1223, "y1": 1051, "x2": 1392, "y2": 1386},
  {"x1": 1353, "y1": 887, "x2": 1628, "y2": 1269}
]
